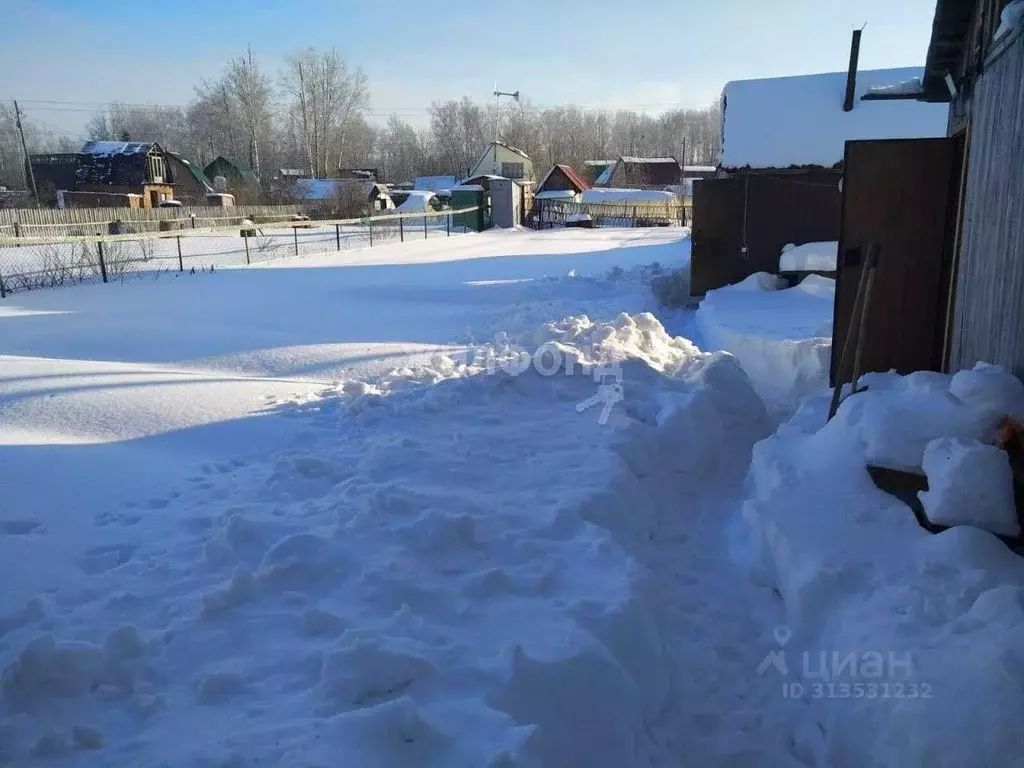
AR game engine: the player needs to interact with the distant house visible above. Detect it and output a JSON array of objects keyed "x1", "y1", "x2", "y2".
[
  {"x1": 293, "y1": 178, "x2": 393, "y2": 211},
  {"x1": 583, "y1": 160, "x2": 615, "y2": 184},
  {"x1": 204, "y1": 156, "x2": 262, "y2": 201},
  {"x1": 595, "y1": 157, "x2": 683, "y2": 188},
  {"x1": 466, "y1": 142, "x2": 534, "y2": 181},
  {"x1": 338, "y1": 167, "x2": 378, "y2": 181},
  {"x1": 414, "y1": 175, "x2": 458, "y2": 193},
  {"x1": 165, "y1": 151, "x2": 213, "y2": 205},
  {"x1": 535, "y1": 164, "x2": 591, "y2": 197},
  {"x1": 691, "y1": 58, "x2": 948, "y2": 294},
  {"x1": 31, "y1": 140, "x2": 174, "y2": 208}
]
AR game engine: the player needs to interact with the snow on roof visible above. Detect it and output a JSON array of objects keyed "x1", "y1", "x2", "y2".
[
  {"x1": 864, "y1": 76, "x2": 925, "y2": 98},
  {"x1": 79, "y1": 140, "x2": 154, "y2": 157},
  {"x1": 719, "y1": 67, "x2": 948, "y2": 170},
  {"x1": 618, "y1": 156, "x2": 678, "y2": 164},
  {"x1": 779, "y1": 241, "x2": 839, "y2": 272},
  {"x1": 594, "y1": 164, "x2": 616, "y2": 186},
  {"x1": 294, "y1": 178, "x2": 341, "y2": 200},
  {"x1": 584, "y1": 160, "x2": 614, "y2": 166},
  {"x1": 414, "y1": 175, "x2": 457, "y2": 192},
  {"x1": 581, "y1": 188, "x2": 677, "y2": 204},
  {"x1": 451, "y1": 184, "x2": 484, "y2": 192},
  {"x1": 395, "y1": 190, "x2": 435, "y2": 212},
  {"x1": 536, "y1": 189, "x2": 578, "y2": 199},
  {"x1": 683, "y1": 165, "x2": 717, "y2": 173}
]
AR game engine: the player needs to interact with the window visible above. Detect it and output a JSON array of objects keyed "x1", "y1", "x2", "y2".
[{"x1": 501, "y1": 162, "x2": 524, "y2": 179}]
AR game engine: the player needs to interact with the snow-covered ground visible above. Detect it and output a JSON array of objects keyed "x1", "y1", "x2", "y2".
[
  {"x1": 2, "y1": 227, "x2": 816, "y2": 766},
  {"x1": 739, "y1": 365, "x2": 1024, "y2": 766},
  {"x1": 6, "y1": 225, "x2": 1021, "y2": 767},
  {"x1": 695, "y1": 272, "x2": 835, "y2": 416}
]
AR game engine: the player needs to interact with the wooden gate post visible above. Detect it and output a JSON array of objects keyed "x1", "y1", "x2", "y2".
[
  {"x1": 399, "y1": 218, "x2": 404, "y2": 242},
  {"x1": 243, "y1": 232, "x2": 250, "y2": 265},
  {"x1": 423, "y1": 215, "x2": 428, "y2": 240},
  {"x1": 335, "y1": 223, "x2": 341, "y2": 250},
  {"x1": 97, "y1": 240, "x2": 108, "y2": 283},
  {"x1": 293, "y1": 226, "x2": 299, "y2": 256},
  {"x1": 368, "y1": 217, "x2": 374, "y2": 247},
  {"x1": 176, "y1": 235, "x2": 184, "y2": 271}
]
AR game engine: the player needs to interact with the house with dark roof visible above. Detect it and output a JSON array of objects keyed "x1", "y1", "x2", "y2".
[
  {"x1": 30, "y1": 140, "x2": 175, "y2": 208},
  {"x1": 535, "y1": 164, "x2": 591, "y2": 197},
  {"x1": 204, "y1": 156, "x2": 262, "y2": 202},
  {"x1": 583, "y1": 160, "x2": 615, "y2": 184},
  {"x1": 595, "y1": 157, "x2": 683, "y2": 188},
  {"x1": 466, "y1": 142, "x2": 534, "y2": 181}
]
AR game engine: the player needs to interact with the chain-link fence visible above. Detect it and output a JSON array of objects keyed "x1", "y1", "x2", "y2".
[{"x1": 0, "y1": 207, "x2": 480, "y2": 297}]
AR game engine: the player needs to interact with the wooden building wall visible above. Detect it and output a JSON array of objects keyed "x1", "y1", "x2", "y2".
[
  {"x1": 949, "y1": 24, "x2": 1024, "y2": 378},
  {"x1": 691, "y1": 169, "x2": 842, "y2": 294}
]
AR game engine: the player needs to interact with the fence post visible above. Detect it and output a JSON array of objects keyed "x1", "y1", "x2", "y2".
[
  {"x1": 368, "y1": 216, "x2": 374, "y2": 247},
  {"x1": 423, "y1": 215, "x2": 428, "y2": 240},
  {"x1": 632, "y1": 206, "x2": 637, "y2": 227},
  {"x1": 293, "y1": 225, "x2": 299, "y2": 257},
  {"x1": 13, "y1": 222, "x2": 20, "y2": 248},
  {"x1": 191, "y1": 214, "x2": 196, "y2": 229},
  {"x1": 243, "y1": 232, "x2": 250, "y2": 265},
  {"x1": 0, "y1": 269, "x2": 6, "y2": 299},
  {"x1": 97, "y1": 240, "x2": 108, "y2": 283},
  {"x1": 335, "y1": 223, "x2": 341, "y2": 250},
  {"x1": 399, "y1": 217, "x2": 404, "y2": 243},
  {"x1": 176, "y1": 235, "x2": 183, "y2": 272},
  {"x1": 447, "y1": 213, "x2": 450, "y2": 237}
]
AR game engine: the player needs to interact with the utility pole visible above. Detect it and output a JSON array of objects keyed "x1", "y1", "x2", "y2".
[
  {"x1": 492, "y1": 88, "x2": 520, "y2": 166},
  {"x1": 13, "y1": 101, "x2": 39, "y2": 207}
]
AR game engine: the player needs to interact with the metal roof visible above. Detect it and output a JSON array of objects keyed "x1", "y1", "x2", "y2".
[{"x1": 535, "y1": 164, "x2": 592, "y2": 193}]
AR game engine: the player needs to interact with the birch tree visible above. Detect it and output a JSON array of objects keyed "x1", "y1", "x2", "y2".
[{"x1": 281, "y1": 48, "x2": 369, "y2": 177}]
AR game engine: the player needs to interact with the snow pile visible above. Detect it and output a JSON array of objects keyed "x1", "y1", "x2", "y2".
[
  {"x1": 395, "y1": 190, "x2": 436, "y2": 213},
  {"x1": 779, "y1": 241, "x2": 838, "y2": 272},
  {"x1": 995, "y1": 0, "x2": 1024, "y2": 39},
  {"x1": 720, "y1": 67, "x2": 948, "y2": 170},
  {"x1": 740, "y1": 363, "x2": 1024, "y2": 767},
  {"x1": 0, "y1": 309, "x2": 772, "y2": 766},
  {"x1": 582, "y1": 189, "x2": 677, "y2": 205},
  {"x1": 919, "y1": 437, "x2": 1019, "y2": 537},
  {"x1": 696, "y1": 272, "x2": 835, "y2": 414}
]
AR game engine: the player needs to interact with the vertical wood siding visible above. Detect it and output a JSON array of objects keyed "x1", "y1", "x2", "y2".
[{"x1": 951, "y1": 28, "x2": 1024, "y2": 378}]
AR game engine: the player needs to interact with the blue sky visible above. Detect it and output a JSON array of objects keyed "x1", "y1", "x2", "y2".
[{"x1": 1, "y1": 0, "x2": 938, "y2": 136}]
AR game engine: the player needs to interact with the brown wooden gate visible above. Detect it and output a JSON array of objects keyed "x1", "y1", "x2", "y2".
[
  {"x1": 830, "y1": 138, "x2": 961, "y2": 385},
  {"x1": 691, "y1": 171, "x2": 842, "y2": 295}
]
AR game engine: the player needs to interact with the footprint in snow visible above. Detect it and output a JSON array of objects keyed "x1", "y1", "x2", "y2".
[
  {"x1": 1, "y1": 520, "x2": 44, "y2": 536},
  {"x1": 79, "y1": 543, "x2": 138, "y2": 574}
]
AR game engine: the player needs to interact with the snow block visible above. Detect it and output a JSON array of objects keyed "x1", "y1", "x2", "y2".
[{"x1": 919, "y1": 437, "x2": 1018, "y2": 537}]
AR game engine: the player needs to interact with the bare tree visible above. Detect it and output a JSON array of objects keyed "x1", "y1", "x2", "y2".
[
  {"x1": 281, "y1": 48, "x2": 369, "y2": 177},
  {"x1": 223, "y1": 46, "x2": 274, "y2": 180}
]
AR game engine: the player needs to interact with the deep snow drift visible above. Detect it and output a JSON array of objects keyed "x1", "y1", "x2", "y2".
[
  {"x1": 1, "y1": 228, "x2": 813, "y2": 766},
  {"x1": 695, "y1": 272, "x2": 835, "y2": 415},
  {"x1": 740, "y1": 363, "x2": 1024, "y2": 766}
]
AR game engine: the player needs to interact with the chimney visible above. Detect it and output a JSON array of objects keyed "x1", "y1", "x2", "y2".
[{"x1": 844, "y1": 29, "x2": 862, "y2": 112}]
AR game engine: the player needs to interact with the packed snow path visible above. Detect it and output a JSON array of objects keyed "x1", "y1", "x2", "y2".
[{"x1": 1, "y1": 228, "x2": 806, "y2": 766}]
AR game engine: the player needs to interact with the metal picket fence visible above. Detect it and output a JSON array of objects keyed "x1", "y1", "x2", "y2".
[
  {"x1": 530, "y1": 198, "x2": 689, "y2": 229},
  {"x1": 0, "y1": 206, "x2": 480, "y2": 298}
]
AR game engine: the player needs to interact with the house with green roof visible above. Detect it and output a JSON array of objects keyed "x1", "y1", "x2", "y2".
[
  {"x1": 165, "y1": 151, "x2": 214, "y2": 205},
  {"x1": 203, "y1": 156, "x2": 263, "y2": 202}
]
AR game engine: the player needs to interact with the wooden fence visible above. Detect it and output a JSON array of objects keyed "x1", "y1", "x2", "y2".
[
  {"x1": 531, "y1": 198, "x2": 687, "y2": 229},
  {"x1": 0, "y1": 204, "x2": 305, "y2": 229}
]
